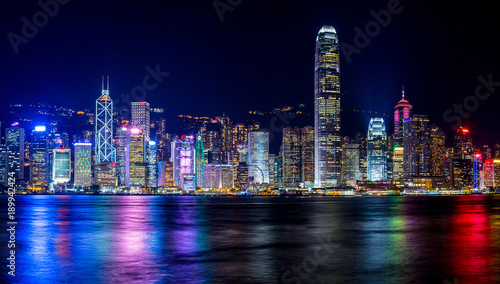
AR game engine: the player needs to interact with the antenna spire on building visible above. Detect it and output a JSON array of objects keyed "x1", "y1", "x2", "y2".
[{"x1": 402, "y1": 85, "x2": 405, "y2": 100}]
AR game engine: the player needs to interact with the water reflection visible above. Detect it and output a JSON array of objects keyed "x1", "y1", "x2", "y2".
[
  {"x1": 2, "y1": 195, "x2": 500, "y2": 283},
  {"x1": 447, "y1": 196, "x2": 494, "y2": 283}
]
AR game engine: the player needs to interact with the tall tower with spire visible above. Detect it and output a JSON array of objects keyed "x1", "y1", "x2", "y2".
[
  {"x1": 314, "y1": 25, "x2": 341, "y2": 187},
  {"x1": 95, "y1": 76, "x2": 116, "y2": 164},
  {"x1": 394, "y1": 86, "x2": 412, "y2": 147}
]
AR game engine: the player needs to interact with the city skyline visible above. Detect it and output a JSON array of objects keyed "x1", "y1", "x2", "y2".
[
  {"x1": 4, "y1": 2, "x2": 500, "y2": 283},
  {"x1": 1, "y1": 1, "x2": 500, "y2": 146}
]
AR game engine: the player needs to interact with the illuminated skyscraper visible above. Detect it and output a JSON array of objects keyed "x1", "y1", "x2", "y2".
[
  {"x1": 217, "y1": 115, "x2": 232, "y2": 164},
  {"x1": 195, "y1": 134, "x2": 205, "y2": 188},
  {"x1": 268, "y1": 154, "x2": 276, "y2": 185},
  {"x1": 30, "y1": 126, "x2": 49, "y2": 188},
  {"x1": 129, "y1": 128, "x2": 146, "y2": 188},
  {"x1": 392, "y1": 146, "x2": 404, "y2": 180},
  {"x1": 355, "y1": 132, "x2": 368, "y2": 181},
  {"x1": 483, "y1": 159, "x2": 500, "y2": 187},
  {"x1": 172, "y1": 136, "x2": 196, "y2": 190},
  {"x1": 342, "y1": 143, "x2": 360, "y2": 186},
  {"x1": 0, "y1": 145, "x2": 8, "y2": 186},
  {"x1": 131, "y1": 101, "x2": 151, "y2": 141},
  {"x1": 74, "y1": 143, "x2": 92, "y2": 187},
  {"x1": 6, "y1": 125, "x2": 25, "y2": 180},
  {"x1": 403, "y1": 115, "x2": 431, "y2": 177},
  {"x1": 473, "y1": 153, "x2": 481, "y2": 188},
  {"x1": 301, "y1": 126, "x2": 315, "y2": 186},
  {"x1": 248, "y1": 131, "x2": 270, "y2": 186},
  {"x1": 282, "y1": 128, "x2": 301, "y2": 186},
  {"x1": 146, "y1": 140, "x2": 157, "y2": 188},
  {"x1": 453, "y1": 127, "x2": 473, "y2": 187},
  {"x1": 367, "y1": 118, "x2": 387, "y2": 181},
  {"x1": 314, "y1": 25, "x2": 341, "y2": 187},
  {"x1": 115, "y1": 127, "x2": 129, "y2": 187},
  {"x1": 52, "y1": 149, "x2": 71, "y2": 183},
  {"x1": 95, "y1": 76, "x2": 116, "y2": 164},
  {"x1": 430, "y1": 126, "x2": 446, "y2": 177},
  {"x1": 394, "y1": 86, "x2": 412, "y2": 147}
]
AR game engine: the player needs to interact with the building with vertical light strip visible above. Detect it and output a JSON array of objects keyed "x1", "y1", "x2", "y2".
[
  {"x1": 195, "y1": 134, "x2": 205, "y2": 188},
  {"x1": 30, "y1": 126, "x2": 49, "y2": 188},
  {"x1": 314, "y1": 25, "x2": 341, "y2": 187},
  {"x1": 473, "y1": 153, "x2": 482, "y2": 188},
  {"x1": 131, "y1": 101, "x2": 151, "y2": 142},
  {"x1": 74, "y1": 143, "x2": 92, "y2": 187}
]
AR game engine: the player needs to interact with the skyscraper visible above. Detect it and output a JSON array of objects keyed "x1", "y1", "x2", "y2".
[
  {"x1": 248, "y1": 130, "x2": 270, "y2": 186},
  {"x1": 394, "y1": 86, "x2": 412, "y2": 147},
  {"x1": 6, "y1": 125, "x2": 25, "y2": 180},
  {"x1": 95, "y1": 76, "x2": 116, "y2": 164},
  {"x1": 483, "y1": 159, "x2": 500, "y2": 187},
  {"x1": 217, "y1": 115, "x2": 232, "y2": 164},
  {"x1": 30, "y1": 126, "x2": 49, "y2": 188},
  {"x1": 52, "y1": 148, "x2": 71, "y2": 184},
  {"x1": 172, "y1": 136, "x2": 196, "y2": 190},
  {"x1": 129, "y1": 128, "x2": 146, "y2": 188},
  {"x1": 282, "y1": 128, "x2": 301, "y2": 186},
  {"x1": 131, "y1": 101, "x2": 151, "y2": 142},
  {"x1": 301, "y1": 126, "x2": 315, "y2": 186},
  {"x1": 355, "y1": 132, "x2": 368, "y2": 181},
  {"x1": 0, "y1": 145, "x2": 8, "y2": 186},
  {"x1": 403, "y1": 115, "x2": 431, "y2": 177},
  {"x1": 473, "y1": 153, "x2": 481, "y2": 188},
  {"x1": 453, "y1": 127, "x2": 473, "y2": 187},
  {"x1": 430, "y1": 126, "x2": 446, "y2": 177},
  {"x1": 146, "y1": 140, "x2": 157, "y2": 188},
  {"x1": 115, "y1": 127, "x2": 129, "y2": 187},
  {"x1": 74, "y1": 143, "x2": 92, "y2": 187},
  {"x1": 367, "y1": 118, "x2": 387, "y2": 181},
  {"x1": 342, "y1": 143, "x2": 360, "y2": 186},
  {"x1": 195, "y1": 134, "x2": 205, "y2": 188},
  {"x1": 314, "y1": 25, "x2": 341, "y2": 187}
]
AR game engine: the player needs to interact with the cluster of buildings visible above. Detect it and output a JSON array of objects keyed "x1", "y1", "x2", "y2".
[{"x1": 0, "y1": 25, "x2": 498, "y2": 194}]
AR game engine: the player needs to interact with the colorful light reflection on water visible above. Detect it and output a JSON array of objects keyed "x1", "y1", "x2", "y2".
[{"x1": 1, "y1": 195, "x2": 500, "y2": 283}]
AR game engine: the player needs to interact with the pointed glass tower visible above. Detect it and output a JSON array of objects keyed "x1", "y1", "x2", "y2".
[
  {"x1": 314, "y1": 25, "x2": 341, "y2": 187},
  {"x1": 95, "y1": 76, "x2": 116, "y2": 164}
]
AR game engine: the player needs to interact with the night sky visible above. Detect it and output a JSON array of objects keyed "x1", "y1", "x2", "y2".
[{"x1": 1, "y1": 0, "x2": 500, "y2": 145}]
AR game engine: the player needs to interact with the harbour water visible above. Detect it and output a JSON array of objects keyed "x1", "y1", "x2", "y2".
[{"x1": 1, "y1": 195, "x2": 500, "y2": 283}]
